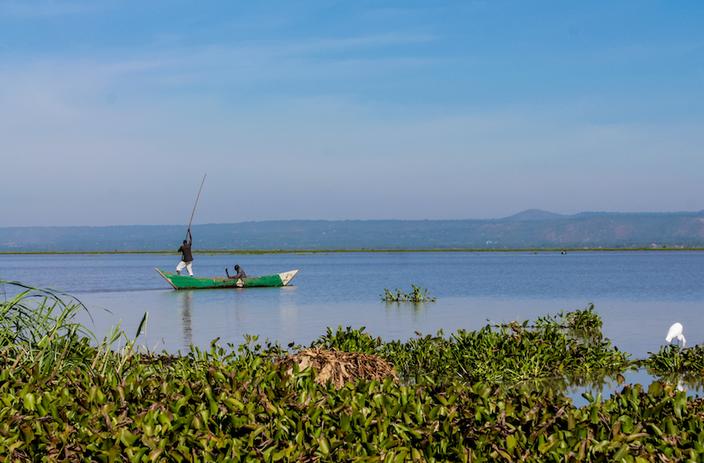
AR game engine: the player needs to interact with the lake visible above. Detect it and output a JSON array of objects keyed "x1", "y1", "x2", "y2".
[
  {"x1": 4, "y1": 250, "x2": 703, "y2": 402},
  {"x1": 2, "y1": 251, "x2": 702, "y2": 358}
]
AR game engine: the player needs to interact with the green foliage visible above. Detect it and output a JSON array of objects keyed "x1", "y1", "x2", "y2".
[
  {"x1": 382, "y1": 307, "x2": 629, "y2": 385},
  {"x1": 3, "y1": 348, "x2": 704, "y2": 461},
  {"x1": 4, "y1": 283, "x2": 704, "y2": 461},
  {"x1": 563, "y1": 304, "x2": 602, "y2": 333},
  {"x1": 0, "y1": 281, "x2": 95, "y2": 376},
  {"x1": 311, "y1": 326, "x2": 382, "y2": 353},
  {"x1": 382, "y1": 285, "x2": 436, "y2": 303},
  {"x1": 534, "y1": 303, "x2": 603, "y2": 340},
  {"x1": 0, "y1": 281, "x2": 149, "y2": 378},
  {"x1": 646, "y1": 344, "x2": 704, "y2": 376}
]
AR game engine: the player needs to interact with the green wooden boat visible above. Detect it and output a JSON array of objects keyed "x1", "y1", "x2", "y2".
[{"x1": 155, "y1": 268, "x2": 299, "y2": 290}]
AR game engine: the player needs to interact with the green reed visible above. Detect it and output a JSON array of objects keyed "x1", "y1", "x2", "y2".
[{"x1": 0, "y1": 280, "x2": 148, "y2": 378}]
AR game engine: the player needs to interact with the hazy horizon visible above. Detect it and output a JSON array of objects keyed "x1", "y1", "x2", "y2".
[
  {"x1": 2, "y1": 1, "x2": 703, "y2": 227},
  {"x1": 1, "y1": 208, "x2": 703, "y2": 229}
]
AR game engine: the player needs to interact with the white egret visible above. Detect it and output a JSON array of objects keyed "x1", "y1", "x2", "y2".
[{"x1": 665, "y1": 322, "x2": 686, "y2": 348}]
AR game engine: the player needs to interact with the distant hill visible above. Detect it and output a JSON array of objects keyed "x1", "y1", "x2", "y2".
[
  {"x1": 501, "y1": 209, "x2": 566, "y2": 221},
  {"x1": 1, "y1": 210, "x2": 704, "y2": 251}
]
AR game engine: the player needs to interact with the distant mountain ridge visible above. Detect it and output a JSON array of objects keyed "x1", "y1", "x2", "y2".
[
  {"x1": 501, "y1": 209, "x2": 566, "y2": 221},
  {"x1": 2, "y1": 210, "x2": 704, "y2": 251}
]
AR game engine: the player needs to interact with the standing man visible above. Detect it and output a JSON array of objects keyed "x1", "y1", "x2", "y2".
[{"x1": 176, "y1": 229, "x2": 194, "y2": 276}]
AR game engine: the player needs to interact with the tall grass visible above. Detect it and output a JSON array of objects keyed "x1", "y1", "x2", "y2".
[
  {"x1": 0, "y1": 281, "x2": 97, "y2": 375},
  {"x1": 0, "y1": 280, "x2": 148, "y2": 377}
]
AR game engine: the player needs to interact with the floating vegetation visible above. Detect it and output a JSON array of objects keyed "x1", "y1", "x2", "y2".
[
  {"x1": 4, "y1": 281, "x2": 704, "y2": 460},
  {"x1": 645, "y1": 344, "x2": 704, "y2": 376},
  {"x1": 383, "y1": 310, "x2": 629, "y2": 385},
  {"x1": 311, "y1": 325, "x2": 382, "y2": 353},
  {"x1": 536, "y1": 303, "x2": 603, "y2": 339},
  {"x1": 381, "y1": 284, "x2": 436, "y2": 303}
]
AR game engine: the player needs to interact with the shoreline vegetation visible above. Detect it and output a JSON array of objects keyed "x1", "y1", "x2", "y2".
[
  {"x1": 3, "y1": 282, "x2": 704, "y2": 459},
  {"x1": 2, "y1": 247, "x2": 704, "y2": 255}
]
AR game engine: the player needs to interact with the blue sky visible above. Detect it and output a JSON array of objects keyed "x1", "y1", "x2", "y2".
[{"x1": 1, "y1": 0, "x2": 702, "y2": 226}]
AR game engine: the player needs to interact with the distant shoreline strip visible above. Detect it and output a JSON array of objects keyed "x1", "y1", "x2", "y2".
[{"x1": 1, "y1": 248, "x2": 703, "y2": 255}]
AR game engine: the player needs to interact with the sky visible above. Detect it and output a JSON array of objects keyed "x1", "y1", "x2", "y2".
[{"x1": 1, "y1": 0, "x2": 703, "y2": 226}]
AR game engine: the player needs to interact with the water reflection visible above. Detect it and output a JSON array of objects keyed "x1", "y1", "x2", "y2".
[
  {"x1": 564, "y1": 368, "x2": 704, "y2": 406},
  {"x1": 383, "y1": 301, "x2": 429, "y2": 323},
  {"x1": 278, "y1": 287, "x2": 300, "y2": 343},
  {"x1": 178, "y1": 291, "x2": 193, "y2": 347},
  {"x1": 655, "y1": 373, "x2": 704, "y2": 394}
]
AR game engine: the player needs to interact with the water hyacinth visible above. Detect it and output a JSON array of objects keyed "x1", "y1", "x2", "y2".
[
  {"x1": 311, "y1": 325, "x2": 383, "y2": 353},
  {"x1": 2, "y1": 281, "x2": 704, "y2": 461},
  {"x1": 382, "y1": 285, "x2": 436, "y2": 303},
  {"x1": 382, "y1": 306, "x2": 629, "y2": 385},
  {"x1": 645, "y1": 344, "x2": 704, "y2": 376}
]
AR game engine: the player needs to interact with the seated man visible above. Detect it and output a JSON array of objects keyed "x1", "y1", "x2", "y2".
[{"x1": 225, "y1": 264, "x2": 247, "y2": 280}]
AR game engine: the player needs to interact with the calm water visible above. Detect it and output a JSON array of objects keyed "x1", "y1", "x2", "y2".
[{"x1": 2, "y1": 251, "x2": 703, "y2": 400}]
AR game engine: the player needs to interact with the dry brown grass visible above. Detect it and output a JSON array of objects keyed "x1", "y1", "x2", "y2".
[{"x1": 283, "y1": 348, "x2": 397, "y2": 388}]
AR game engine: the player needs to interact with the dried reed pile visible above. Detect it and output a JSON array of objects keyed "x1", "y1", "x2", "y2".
[{"x1": 283, "y1": 348, "x2": 397, "y2": 388}]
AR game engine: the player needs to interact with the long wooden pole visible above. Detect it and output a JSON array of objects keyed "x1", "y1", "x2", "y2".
[{"x1": 186, "y1": 174, "x2": 207, "y2": 240}]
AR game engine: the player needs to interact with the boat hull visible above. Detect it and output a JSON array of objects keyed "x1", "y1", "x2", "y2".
[{"x1": 156, "y1": 268, "x2": 298, "y2": 290}]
